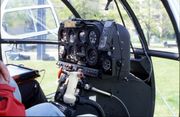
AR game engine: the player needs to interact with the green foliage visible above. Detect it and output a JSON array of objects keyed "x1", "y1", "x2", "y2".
[
  {"x1": 4, "y1": 11, "x2": 28, "y2": 27},
  {"x1": 152, "y1": 57, "x2": 179, "y2": 116},
  {"x1": 127, "y1": 0, "x2": 176, "y2": 45},
  {"x1": 72, "y1": 0, "x2": 102, "y2": 19}
]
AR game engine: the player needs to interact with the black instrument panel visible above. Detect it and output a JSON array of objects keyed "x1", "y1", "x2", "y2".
[
  {"x1": 58, "y1": 19, "x2": 117, "y2": 78},
  {"x1": 59, "y1": 26, "x2": 101, "y2": 46},
  {"x1": 58, "y1": 20, "x2": 103, "y2": 67}
]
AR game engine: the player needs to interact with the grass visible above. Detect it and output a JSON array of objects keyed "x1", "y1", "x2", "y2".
[
  {"x1": 8, "y1": 57, "x2": 179, "y2": 116},
  {"x1": 152, "y1": 57, "x2": 179, "y2": 117}
]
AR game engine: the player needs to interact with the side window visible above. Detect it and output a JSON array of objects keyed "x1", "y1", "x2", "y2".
[
  {"x1": 5, "y1": 0, "x2": 48, "y2": 8},
  {"x1": 128, "y1": 0, "x2": 179, "y2": 116},
  {"x1": 0, "y1": 0, "x2": 71, "y2": 95},
  {"x1": 128, "y1": 0, "x2": 178, "y2": 53},
  {"x1": 3, "y1": 10, "x2": 36, "y2": 35},
  {"x1": 1, "y1": 43, "x2": 59, "y2": 95},
  {"x1": 1, "y1": 0, "x2": 59, "y2": 39}
]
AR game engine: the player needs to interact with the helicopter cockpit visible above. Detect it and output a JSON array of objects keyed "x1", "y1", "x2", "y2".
[{"x1": 0, "y1": 0, "x2": 179, "y2": 117}]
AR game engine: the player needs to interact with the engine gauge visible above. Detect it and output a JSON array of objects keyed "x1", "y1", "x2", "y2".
[
  {"x1": 59, "y1": 46, "x2": 66, "y2": 58},
  {"x1": 79, "y1": 31, "x2": 86, "y2": 43},
  {"x1": 102, "y1": 58, "x2": 111, "y2": 71},
  {"x1": 61, "y1": 30, "x2": 68, "y2": 42},
  {"x1": 69, "y1": 46, "x2": 75, "y2": 59},
  {"x1": 89, "y1": 31, "x2": 97, "y2": 44},
  {"x1": 86, "y1": 48, "x2": 98, "y2": 66},
  {"x1": 69, "y1": 31, "x2": 75, "y2": 43}
]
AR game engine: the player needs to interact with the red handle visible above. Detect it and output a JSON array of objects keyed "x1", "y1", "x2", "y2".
[{"x1": 58, "y1": 67, "x2": 63, "y2": 79}]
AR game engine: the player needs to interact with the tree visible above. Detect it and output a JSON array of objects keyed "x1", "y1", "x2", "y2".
[{"x1": 127, "y1": 0, "x2": 175, "y2": 45}]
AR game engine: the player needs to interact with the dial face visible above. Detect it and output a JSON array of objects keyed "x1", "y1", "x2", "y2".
[
  {"x1": 59, "y1": 46, "x2": 66, "y2": 58},
  {"x1": 77, "y1": 46, "x2": 86, "y2": 57},
  {"x1": 61, "y1": 30, "x2": 68, "y2": 42},
  {"x1": 69, "y1": 46, "x2": 75, "y2": 60},
  {"x1": 86, "y1": 49, "x2": 98, "y2": 66},
  {"x1": 69, "y1": 32, "x2": 75, "y2": 43},
  {"x1": 79, "y1": 31, "x2": 86, "y2": 43},
  {"x1": 102, "y1": 59, "x2": 111, "y2": 71},
  {"x1": 89, "y1": 31, "x2": 97, "y2": 44}
]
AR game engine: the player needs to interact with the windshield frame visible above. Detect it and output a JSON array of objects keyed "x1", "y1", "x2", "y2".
[{"x1": 161, "y1": 0, "x2": 180, "y2": 57}]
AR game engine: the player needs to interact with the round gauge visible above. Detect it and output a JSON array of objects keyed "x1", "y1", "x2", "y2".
[
  {"x1": 61, "y1": 30, "x2": 67, "y2": 42},
  {"x1": 69, "y1": 32, "x2": 75, "y2": 43},
  {"x1": 89, "y1": 31, "x2": 97, "y2": 44},
  {"x1": 69, "y1": 46, "x2": 75, "y2": 59},
  {"x1": 59, "y1": 46, "x2": 66, "y2": 58},
  {"x1": 86, "y1": 48, "x2": 98, "y2": 66},
  {"x1": 102, "y1": 59, "x2": 111, "y2": 71},
  {"x1": 79, "y1": 31, "x2": 86, "y2": 43},
  {"x1": 68, "y1": 46, "x2": 77, "y2": 62},
  {"x1": 76, "y1": 46, "x2": 86, "y2": 57}
]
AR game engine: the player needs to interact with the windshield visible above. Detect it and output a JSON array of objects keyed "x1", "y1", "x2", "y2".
[
  {"x1": 1, "y1": 0, "x2": 60, "y2": 40},
  {"x1": 70, "y1": 0, "x2": 179, "y2": 54},
  {"x1": 69, "y1": 0, "x2": 143, "y2": 49},
  {"x1": 127, "y1": 0, "x2": 178, "y2": 53}
]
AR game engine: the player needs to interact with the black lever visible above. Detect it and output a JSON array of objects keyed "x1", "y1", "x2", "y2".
[{"x1": 105, "y1": 0, "x2": 113, "y2": 10}]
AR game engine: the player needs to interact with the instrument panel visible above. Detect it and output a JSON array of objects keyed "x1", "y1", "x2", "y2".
[
  {"x1": 58, "y1": 20, "x2": 102, "y2": 66},
  {"x1": 58, "y1": 19, "x2": 117, "y2": 78},
  {"x1": 59, "y1": 27, "x2": 100, "y2": 45}
]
